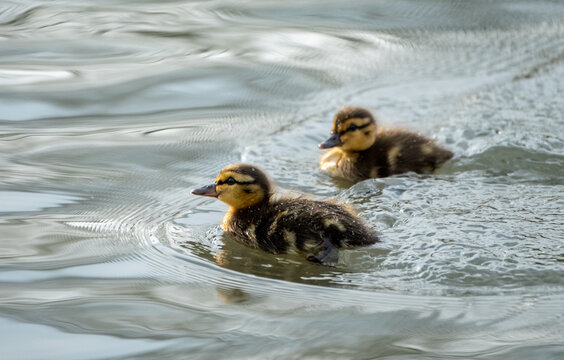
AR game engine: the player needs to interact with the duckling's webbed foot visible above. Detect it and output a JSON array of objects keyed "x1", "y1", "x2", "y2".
[{"x1": 306, "y1": 236, "x2": 339, "y2": 266}]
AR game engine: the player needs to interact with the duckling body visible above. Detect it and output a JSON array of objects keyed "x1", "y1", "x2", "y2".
[
  {"x1": 192, "y1": 164, "x2": 378, "y2": 264},
  {"x1": 224, "y1": 198, "x2": 376, "y2": 256},
  {"x1": 319, "y1": 107, "x2": 453, "y2": 182}
]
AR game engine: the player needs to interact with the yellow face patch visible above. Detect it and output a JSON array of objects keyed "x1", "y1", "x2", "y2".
[
  {"x1": 336, "y1": 118, "x2": 376, "y2": 152},
  {"x1": 215, "y1": 169, "x2": 264, "y2": 210},
  {"x1": 217, "y1": 183, "x2": 264, "y2": 210}
]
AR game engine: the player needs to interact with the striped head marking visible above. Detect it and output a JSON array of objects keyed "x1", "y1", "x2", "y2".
[
  {"x1": 214, "y1": 164, "x2": 271, "y2": 210},
  {"x1": 319, "y1": 107, "x2": 377, "y2": 151}
]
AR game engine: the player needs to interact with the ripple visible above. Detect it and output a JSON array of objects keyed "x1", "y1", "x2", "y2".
[
  {"x1": 454, "y1": 146, "x2": 564, "y2": 184},
  {"x1": 0, "y1": 191, "x2": 82, "y2": 213},
  {"x1": 0, "y1": 69, "x2": 75, "y2": 86}
]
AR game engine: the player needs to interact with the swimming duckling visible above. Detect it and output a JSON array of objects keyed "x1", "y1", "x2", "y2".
[
  {"x1": 319, "y1": 107, "x2": 453, "y2": 182},
  {"x1": 191, "y1": 164, "x2": 378, "y2": 264}
]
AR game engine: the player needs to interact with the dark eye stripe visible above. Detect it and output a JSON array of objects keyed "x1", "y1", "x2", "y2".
[
  {"x1": 235, "y1": 181, "x2": 255, "y2": 185},
  {"x1": 338, "y1": 122, "x2": 370, "y2": 136},
  {"x1": 217, "y1": 178, "x2": 256, "y2": 186}
]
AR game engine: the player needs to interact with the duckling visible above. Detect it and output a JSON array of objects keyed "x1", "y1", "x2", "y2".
[
  {"x1": 319, "y1": 107, "x2": 453, "y2": 182},
  {"x1": 191, "y1": 164, "x2": 378, "y2": 264}
]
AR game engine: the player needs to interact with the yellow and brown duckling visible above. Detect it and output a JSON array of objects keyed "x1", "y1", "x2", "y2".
[
  {"x1": 191, "y1": 164, "x2": 378, "y2": 264},
  {"x1": 319, "y1": 107, "x2": 453, "y2": 182}
]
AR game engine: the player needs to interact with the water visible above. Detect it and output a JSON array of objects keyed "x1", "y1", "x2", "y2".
[{"x1": 1, "y1": 0, "x2": 564, "y2": 359}]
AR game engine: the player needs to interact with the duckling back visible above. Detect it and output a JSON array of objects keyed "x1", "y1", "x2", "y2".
[
  {"x1": 359, "y1": 129, "x2": 454, "y2": 178},
  {"x1": 223, "y1": 197, "x2": 378, "y2": 258},
  {"x1": 269, "y1": 198, "x2": 378, "y2": 251}
]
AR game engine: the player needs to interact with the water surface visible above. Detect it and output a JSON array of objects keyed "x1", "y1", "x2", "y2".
[{"x1": 1, "y1": 1, "x2": 564, "y2": 359}]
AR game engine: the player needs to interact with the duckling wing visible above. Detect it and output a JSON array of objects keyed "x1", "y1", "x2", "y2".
[
  {"x1": 369, "y1": 130, "x2": 452, "y2": 175},
  {"x1": 270, "y1": 199, "x2": 377, "y2": 253},
  {"x1": 267, "y1": 200, "x2": 340, "y2": 264}
]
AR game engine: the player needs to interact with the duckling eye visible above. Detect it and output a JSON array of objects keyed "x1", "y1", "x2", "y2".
[
  {"x1": 348, "y1": 124, "x2": 359, "y2": 131},
  {"x1": 226, "y1": 177, "x2": 236, "y2": 185}
]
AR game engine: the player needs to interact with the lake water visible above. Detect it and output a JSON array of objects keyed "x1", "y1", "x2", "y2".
[{"x1": 1, "y1": 1, "x2": 563, "y2": 359}]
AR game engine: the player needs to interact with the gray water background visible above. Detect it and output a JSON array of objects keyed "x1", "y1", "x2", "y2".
[{"x1": 1, "y1": 0, "x2": 563, "y2": 359}]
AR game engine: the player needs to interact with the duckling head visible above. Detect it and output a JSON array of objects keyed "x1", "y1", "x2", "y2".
[
  {"x1": 319, "y1": 107, "x2": 377, "y2": 152},
  {"x1": 191, "y1": 164, "x2": 271, "y2": 210}
]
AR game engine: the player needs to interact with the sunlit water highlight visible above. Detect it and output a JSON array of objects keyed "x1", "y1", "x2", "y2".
[{"x1": 1, "y1": 1, "x2": 563, "y2": 359}]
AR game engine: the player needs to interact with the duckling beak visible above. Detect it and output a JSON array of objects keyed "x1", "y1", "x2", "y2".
[
  {"x1": 318, "y1": 133, "x2": 341, "y2": 149},
  {"x1": 191, "y1": 184, "x2": 219, "y2": 198}
]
